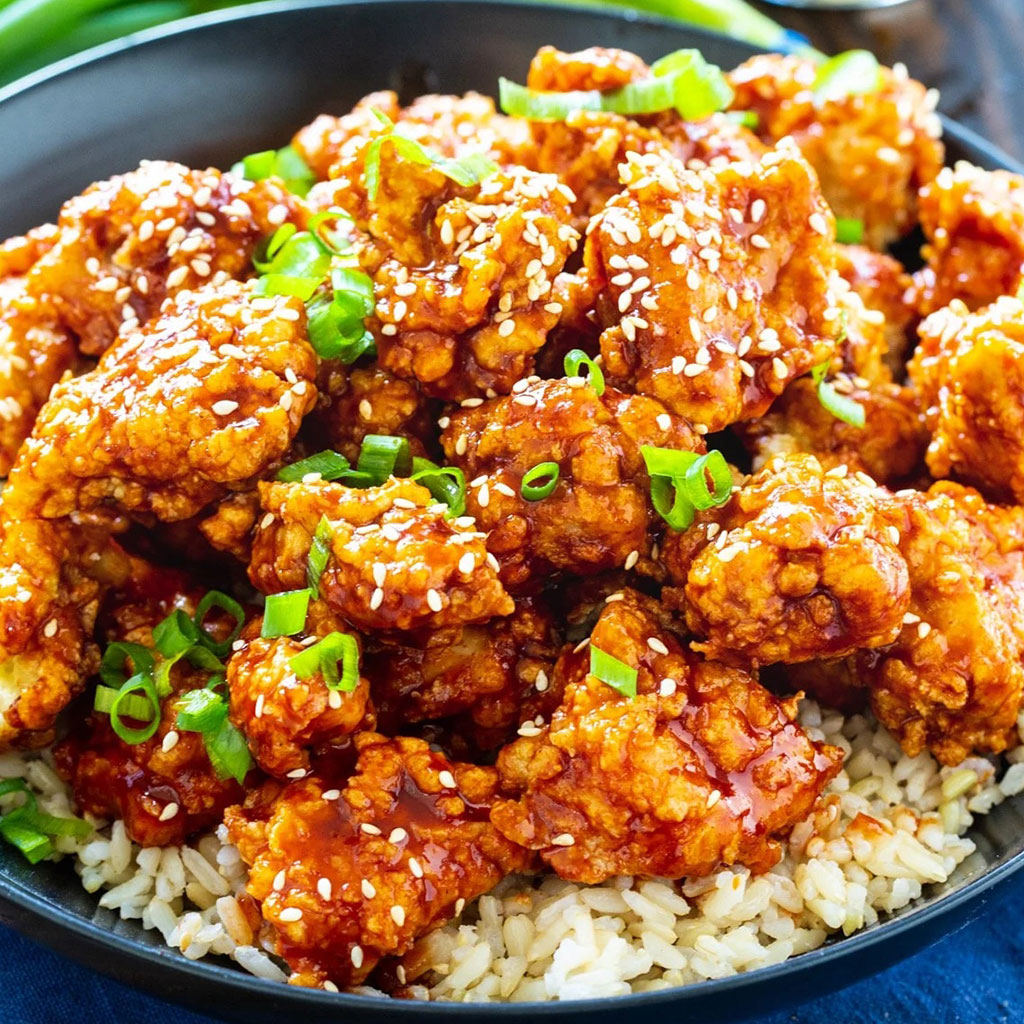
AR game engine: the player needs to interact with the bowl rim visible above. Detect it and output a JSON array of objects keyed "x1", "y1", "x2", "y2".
[{"x1": 0, "y1": 0, "x2": 1022, "y2": 1015}]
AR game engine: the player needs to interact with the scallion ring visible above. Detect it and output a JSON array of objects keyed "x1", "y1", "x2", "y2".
[
  {"x1": 261, "y1": 589, "x2": 312, "y2": 639},
  {"x1": 410, "y1": 457, "x2": 467, "y2": 516},
  {"x1": 355, "y1": 434, "x2": 412, "y2": 484},
  {"x1": 276, "y1": 449, "x2": 352, "y2": 483},
  {"x1": 563, "y1": 349, "x2": 605, "y2": 396},
  {"x1": 650, "y1": 475, "x2": 697, "y2": 532},
  {"x1": 289, "y1": 632, "x2": 361, "y2": 692},
  {"x1": 107, "y1": 672, "x2": 162, "y2": 745},
  {"x1": 174, "y1": 686, "x2": 229, "y2": 733},
  {"x1": 98, "y1": 641, "x2": 155, "y2": 689},
  {"x1": 520, "y1": 462, "x2": 560, "y2": 501},
  {"x1": 682, "y1": 451, "x2": 733, "y2": 511},
  {"x1": 193, "y1": 590, "x2": 245, "y2": 658},
  {"x1": 307, "y1": 516, "x2": 334, "y2": 599},
  {"x1": 153, "y1": 609, "x2": 201, "y2": 660},
  {"x1": 812, "y1": 49, "x2": 882, "y2": 104},
  {"x1": 811, "y1": 361, "x2": 866, "y2": 428}
]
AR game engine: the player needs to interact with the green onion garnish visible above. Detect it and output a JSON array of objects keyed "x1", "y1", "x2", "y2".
[
  {"x1": 193, "y1": 590, "x2": 245, "y2": 659},
  {"x1": 276, "y1": 450, "x2": 353, "y2": 483},
  {"x1": 589, "y1": 646, "x2": 638, "y2": 699},
  {"x1": 174, "y1": 689, "x2": 252, "y2": 785},
  {"x1": 231, "y1": 144, "x2": 316, "y2": 197},
  {"x1": 253, "y1": 224, "x2": 331, "y2": 301},
  {"x1": 93, "y1": 684, "x2": 156, "y2": 722},
  {"x1": 811, "y1": 362, "x2": 866, "y2": 428},
  {"x1": 683, "y1": 451, "x2": 733, "y2": 511},
  {"x1": 835, "y1": 218, "x2": 864, "y2": 245},
  {"x1": 289, "y1": 632, "x2": 360, "y2": 692},
  {"x1": 812, "y1": 49, "x2": 882, "y2": 104},
  {"x1": 520, "y1": 462, "x2": 560, "y2": 501},
  {"x1": 650, "y1": 476, "x2": 696, "y2": 532},
  {"x1": 307, "y1": 209, "x2": 356, "y2": 255},
  {"x1": 640, "y1": 445, "x2": 701, "y2": 479},
  {"x1": 175, "y1": 686, "x2": 228, "y2": 733},
  {"x1": 499, "y1": 48, "x2": 732, "y2": 123},
  {"x1": 727, "y1": 110, "x2": 759, "y2": 130},
  {"x1": 410, "y1": 457, "x2": 467, "y2": 516},
  {"x1": 153, "y1": 609, "x2": 201, "y2": 660},
  {"x1": 356, "y1": 434, "x2": 412, "y2": 484},
  {"x1": 306, "y1": 263, "x2": 377, "y2": 364},
  {"x1": 641, "y1": 447, "x2": 733, "y2": 532},
  {"x1": 262, "y1": 589, "x2": 312, "y2": 638},
  {"x1": 98, "y1": 642, "x2": 155, "y2": 689},
  {"x1": 364, "y1": 110, "x2": 498, "y2": 201},
  {"x1": 307, "y1": 516, "x2": 334, "y2": 599},
  {"x1": 563, "y1": 349, "x2": 605, "y2": 396},
  {"x1": 0, "y1": 779, "x2": 91, "y2": 864},
  {"x1": 104, "y1": 672, "x2": 162, "y2": 745}
]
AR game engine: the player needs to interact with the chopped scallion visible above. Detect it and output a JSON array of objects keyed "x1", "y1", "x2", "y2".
[
  {"x1": 276, "y1": 450, "x2": 352, "y2": 483},
  {"x1": 410, "y1": 457, "x2": 467, "y2": 516},
  {"x1": 99, "y1": 642, "x2": 155, "y2": 689},
  {"x1": 231, "y1": 144, "x2": 315, "y2": 197},
  {"x1": 812, "y1": 362, "x2": 866, "y2": 428},
  {"x1": 307, "y1": 516, "x2": 334, "y2": 599},
  {"x1": 261, "y1": 589, "x2": 312, "y2": 638},
  {"x1": 356, "y1": 434, "x2": 412, "y2": 484},
  {"x1": 289, "y1": 632, "x2": 361, "y2": 692},
  {"x1": 812, "y1": 49, "x2": 882, "y2": 104},
  {"x1": 835, "y1": 217, "x2": 864, "y2": 245},
  {"x1": 520, "y1": 462, "x2": 560, "y2": 501},
  {"x1": 193, "y1": 591, "x2": 245, "y2": 659},
  {"x1": 563, "y1": 349, "x2": 605, "y2": 396},
  {"x1": 107, "y1": 673, "x2": 162, "y2": 745},
  {"x1": 589, "y1": 646, "x2": 638, "y2": 699}
]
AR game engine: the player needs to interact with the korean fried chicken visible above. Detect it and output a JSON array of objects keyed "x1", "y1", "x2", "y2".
[
  {"x1": 490, "y1": 590, "x2": 842, "y2": 883},
  {"x1": 727, "y1": 53, "x2": 943, "y2": 248},
  {"x1": 4, "y1": 281, "x2": 317, "y2": 522},
  {"x1": 249, "y1": 477, "x2": 513, "y2": 633},
  {"x1": 585, "y1": 144, "x2": 841, "y2": 433},
  {"x1": 225, "y1": 733, "x2": 531, "y2": 987},
  {"x1": 440, "y1": 376, "x2": 703, "y2": 590},
  {"x1": 664, "y1": 454, "x2": 910, "y2": 666}
]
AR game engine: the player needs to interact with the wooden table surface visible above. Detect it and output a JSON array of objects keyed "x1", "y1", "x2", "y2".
[{"x1": 753, "y1": 0, "x2": 1024, "y2": 161}]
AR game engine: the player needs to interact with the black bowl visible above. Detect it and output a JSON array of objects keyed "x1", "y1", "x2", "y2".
[{"x1": 0, "y1": 3, "x2": 1022, "y2": 1021}]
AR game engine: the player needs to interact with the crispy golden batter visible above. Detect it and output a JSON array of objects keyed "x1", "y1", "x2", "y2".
[
  {"x1": 910, "y1": 295, "x2": 1024, "y2": 502},
  {"x1": 728, "y1": 54, "x2": 943, "y2": 249},
  {"x1": 367, "y1": 595, "x2": 561, "y2": 751},
  {"x1": 440, "y1": 377, "x2": 703, "y2": 590},
  {"x1": 586, "y1": 145, "x2": 840, "y2": 433},
  {"x1": 912, "y1": 162, "x2": 1024, "y2": 316},
  {"x1": 0, "y1": 228, "x2": 77, "y2": 475},
  {"x1": 735, "y1": 376, "x2": 927, "y2": 486},
  {"x1": 863, "y1": 483, "x2": 1024, "y2": 764},
  {"x1": 490, "y1": 590, "x2": 842, "y2": 883},
  {"x1": 225, "y1": 732, "x2": 531, "y2": 987},
  {"x1": 0, "y1": 517, "x2": 125, "y2": 749},
  {"x1": 228, "y1": 605, "x2": 372, "y2": 780},
  {"x1": 26, "y1": 161, "x2": 302, "y2": 355},
  {"x1": 665, "y1": 454, "x2": 910, "y2": 665},
  {"x1": 249, "y1": 477, "x2": 512, "y2": 633},
  {"x1": 4, "y1": 282, "x2": 317, "y2": 522},
  {"x1": 54, "y1": 560, "x2": 244, "y2": 845}
]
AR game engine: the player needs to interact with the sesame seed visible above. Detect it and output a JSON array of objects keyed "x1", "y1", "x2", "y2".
[
  {"x1": 317, "y1": 878, "x2": 332, "y2": 900},
  {"x1": 286, "y1": 768, "x2": 307, "y2": 779},
  {"x1": 535, "y1": 670, "x2": 549, "y2": 693},
  {"x1": 409, "y1": 857, "x2": 424, "y2": 879},
  {"x1": 498, "y1": 319, "x2": 516, "y2": 337},
  {"x1": 656, "y1": 413, "x2": 672, "y2": 431},
  {"x1": 458, "y1": 552, "x2": 475, "y2": 575},
  {"x1": 95, "y1": 276, "x2": 120, "y2": 293},
  {"x1": 361, "y1": 879, "x2": 376, "y2": 899},
  {"x1": 486, "y1": 553, "x2": 501, "y2": 572},
  {"x1": 273, "y1": 870, "x2": 286, "y2": 891},
  {"x1": 158, "y1": 803, "x2": 179, "y2": 822},
  {"x1": 351, "y1": 945, "x2": 364, "y2": 969},
  {"x1": 624, "y1": 549, "x2": 640, "y2": 570},
  {"x1": 381, "y1": 324, "x2": 397, "y2": 336},
  {"x1": 212, "y1": 400, "x2": 239, "y2": 416},
  {"x1": 162, "y1": 730, "x2": 180, "y2": 753},
  {"x1": 647, "y1": 637, "x2": 669, "y2": 655},
  {"x1": 772, "y1": 357, "x2": 788, "y2": 379},
  {"x1": 750, "y1": 234, "x2": 770, "y2": 250},
  {"x1": 659, "y1": 678, "x2": 677, "y2": 697},
  {"x1": 750, "y1": 199, "x2": 766, "y2": 223},
  {"x1": 426, "y1": 589, "x2": 443, "y2": 613},
  {"x1": 455, "y1": 898, "x2": 466, "y2": 915},
  {"x1": 706, "y1": 790, "x2": 721, "y2": 809},
  {"x1": 918, "y1": 622, "x2": 932, "y2": 638},
  {"x1": 888, "y1": 526, "x2": 901, "y2": 544},
  {"x1": 391, "y1": 905, "x2": 406, "y2": 926},
  {"x1": 322, "y1": 789, "x2": 340, "y2": 800},
  {"x1": 478, "y1": 484, "x2": 490, "y2": 508},
  {"x1": 323, "y1": 982, "x2": 339, "y2": 994},
  {"x1": 166, "y1": 265, "x2": 189, "y2": 289},
  {"x1": 551, "y1": 833, "x2": 575, "y2": 847},
  {"x1": 573, "y1": 637, "x2": 590, "y2": 654},
  {"x1": 393, "y1": 300, "x2": 407, "y2": 321},
  {"x1": 809, "y1": 212, "x2": 828, "y2": 236},
  {"x1": 138, "y1": 221, "x2": 155, "y2": 242},
  {"x1": 279, "y1": 907, "x2": 303, "y2": 923},
  {"x1": 42, "y1": 618, "x2": 58, "y2": 638},
  {"x1": 369, "y1": 588, "x2": 384, "y2": 611},
  {"x1": 438, "y1": 770, "x2": 457, "y2": 789},
  {"x1": 360, "y1": 822, "x2": 382, "y2": 836},
  {"x1": 372, "y1": 563, "x2": 387, "y2": 588}
]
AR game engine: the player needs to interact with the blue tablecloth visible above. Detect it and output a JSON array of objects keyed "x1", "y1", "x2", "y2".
[{"x1": 2, "y1": 873, "x2": 1022, "y2": 1023}]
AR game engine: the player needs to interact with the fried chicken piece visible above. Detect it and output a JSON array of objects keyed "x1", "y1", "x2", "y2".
[
  {"x1": 862, "y1": 482, "x2": 1024, "y2": 764},
  {"x1": 490, "y1": 590, "x2": 842, "y2": 883},
  {"x1": 4, "y1": 281, "x2": 317, "y2": 522},
  {"x1": 727, "y1": 54, "x2": 943, "y2": 249},
  {"x1": 24, "y1": 161, "x2": 302, "y2": 355},
  {"x1": 367, "y1": 595, "x2": 561, "y2": 752},
  {"x1": 0, "y1": 227, "x2": 77, "y2": 475},
  {"x1": 735, "y1": 376, "x2": 927, "y2": 486},
  {"x1": 837, "y1": 244, "x2": 914, "y2": 376},
  {"x1": 911, "y1": 162, "x2": 1024, "y2": 317},
  {"x1": 440, "y1": 376, "x2": 703, "y2": 590},
  {"x1": 586, "y1": 145, "x2": 841, "y2": 433},
  {"x1": 0, "y1": 517, "x2": 127, "y2": 749},
  {"x1": 249, "y1": 477, "x2": 512, "y2": 633},
  {"x1": 664, "y1": 454, "x2": 910, "y2": 665},
  {"x1": 55, "y1": 560, "x2": 245, "y2": 845},
  {"x1": 312, "y1": 366, "x2": 435, "y2": 463},
  {"x1": 521, "y1": 47, "x2": 764, "y2": 225},
  {"x1": 225, "y1": 732, "x2": 532, "y2": 987},
  {"x1": 909, "y1": 294, "x2": 1024, "y2": 503},
  {"x1": 198, "y1": 489, "x2": 261, "y2": 562},
  {"x1": 227, "y1": 605, "x2": 372, "y2": 780}
]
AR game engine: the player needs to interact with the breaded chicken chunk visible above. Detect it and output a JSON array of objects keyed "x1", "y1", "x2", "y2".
[
  {"x1": 587, "y1": 145, "x2": 841, "y2": 433},
  {"x1": 910, "y1": 295, "x2": 1024, "y2": 503},
  {"x1": 225, "y1": 732, "x2": 532, "y2": 987},
  {"x1": 367, "y1": 594, "x2": 561, "y2": 751},
  {"x1": 863, "y1": 483, "x2": 1024, "y2": 764},
  {"x1": 912, "y1": 162, "x2": 1024, "y2": 316},
  {"x1": 4, "y1": 282, "x2": 317, "y2": 522},
  {"x1": 664, "y1": 454, "x2": 910, "y2": 665},
  {"x1": 0, "y1": 517, "x2": 125, "y2": 749},
  {"x1": 55, "y1": 560, "x2": 245, "y2": 845},
  {"x1": 490, "y1": 590, "x2": 842, "y2": 883},
  {"x1": 227, "y1": 605, "x2": 372, "y2": 780},
  {"x1": 0, "y1": 227, "x2": 77, "y2": 475},
  {"x1": 249, "y1": 477, "x2": 512, "y2": 633},
  {"x1": 24, "y1": 161, "x2": 302, "y2": 354},
  {"x1": 441, "y1": 377, "x2": 703, "y2": 590},
  {"x1": 728, "y1": 54, "x2": 943, "y2": 249}
]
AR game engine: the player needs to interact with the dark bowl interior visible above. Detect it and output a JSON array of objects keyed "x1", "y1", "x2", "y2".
[{"x1": 0, "y1": 3, "x2": 1022, "y2": 1022}]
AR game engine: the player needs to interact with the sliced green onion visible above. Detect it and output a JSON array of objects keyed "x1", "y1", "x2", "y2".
[
  {"x1": 812, "y1": 362, "x2": 867, "y2": 428},
  {"x1": 93, "y1": 684, "x2": 155, "y2": 722},
  {"x1": 640, "y1": 445, "x2": 701, "y2": 479},
  {"x1": 175, "y1": 687, "x2": 229, "y2": 734},
  {"x1": 99, "y1": 642, "x2": 155, "y2": 689},
  {"x1": 306, "y1": 264, "x2": 377, "y2": 363},
  {"x1": 0, "y1": 821, "x2": 52, "y2": 864},
  {"x1": 812, "y1": 49, "x2": 882, "y2": 104},
  {"x1": 520, "y1": 462, "x2": 560, "y2": 501},
  {"x1": 650, "y1": 475, "x2": 696, "y2": 532},
  {"x1": 262, "y1": 589, "x2": 312, "y2": 639},
  {"x1": 253, "y1": 228, "x2": 330, "y2": 297},
  {"x1": 307, "y1": 516, "x2": 334, "y2": 599},
  {"x1": 356, "y1": 434, "x2": 412, "y2": 484},
  {"x1": 589, "y1": 646, "x2": 638, "y2": 699},
  {"x1": 308, "y1": 209, "x2": 356, "y2": 255},
  {"x1": 410, "y1": 457, "x2": 467, "y2": 516},
  {"x1": 0, "y1": 779, "x2": 92, "y2": 861},
  {"x1": 107, "y1": 673, "x2": 162, "y2": 745},
  {"x1": 642, "y1": 447, "x2": 731, "y2": 531},
  {"x1": 276, "y1": 450, "x2": 352, "y2": 483},
  {"x1": 193, "y1": 591, "x2": 245, "y2": 658},
  {"x1": 153, "y1": 609, "x2": 201, "y2": 660},
  {"x1": 682, "y1": 451, "x2": 733, "y2": 511},
  {"x1": 563, "y1": 349, "x2": 605, "y2": 396},
  {"x1": 364, "y1": 109, "x2": 498, "y2": 201},
  {"x1": 290, "y1": 632, "x2": 360, "y2": 692},
  {"x1": 835, "y1": 218, "x2": 864, "y2": 245},
  {"x1": 727, "y1": 110, "x2": 759, "y2": 130},
  {"x1": 231, "y1": 144, "x2": 315, "y2": 197},
  {"x1": 202, "y1": 718, "x2": 253, "y2": 785},
  {"x1": 498, "y1": 80, "x2": 602, "y2": 121}
]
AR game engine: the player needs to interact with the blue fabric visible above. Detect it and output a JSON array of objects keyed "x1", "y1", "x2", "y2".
[{"x1": 1, "y1": 873, "x2": 1022, "y2": 1023}]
